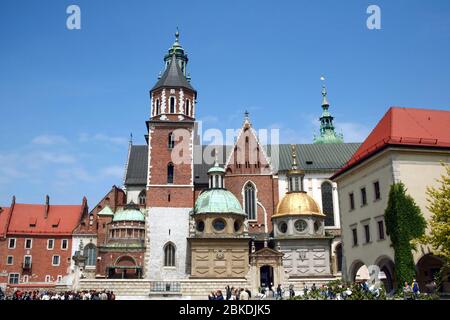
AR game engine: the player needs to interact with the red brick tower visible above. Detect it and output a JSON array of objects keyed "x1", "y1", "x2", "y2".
[
  {"x1": 145, "y1": 30, "x2": 197, "y2": 280},
  {"x1": 146, "y1": 30, "x2": 197, "y2": 208}
]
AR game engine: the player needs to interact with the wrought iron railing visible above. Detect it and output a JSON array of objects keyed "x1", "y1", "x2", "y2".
[{"x1": 150, "y1": 281, "x2": 181, "y2": 293}]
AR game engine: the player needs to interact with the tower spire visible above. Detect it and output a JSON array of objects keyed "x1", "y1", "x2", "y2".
[{"x1": 313, "y1": 76, "x2": 344, "y2": 144}]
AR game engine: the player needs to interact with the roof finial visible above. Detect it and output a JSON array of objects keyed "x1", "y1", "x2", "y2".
[
  {"x1": 243, "y1": 110, "x2": 251, "y2": 129},
  {"x1": 320, "y1": 75, "x2": 329, "y2": 106},
  {"x1": 129, "y1": 133, "x2": 133, "y2": 145},
  {"x1": 291, "y1": 144, "x2": 298, "y2": 170},
  {"x1": 175, "y1": 27, "x2": 180, "y2": 43}
]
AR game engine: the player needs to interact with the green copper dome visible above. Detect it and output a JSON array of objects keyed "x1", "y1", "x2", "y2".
[
  {"x1": 193, "y1": 189, "x2": 245, "y2": 215},
  {"x1": 113, "y1": 208, "x2": 145, "y2": 222}
]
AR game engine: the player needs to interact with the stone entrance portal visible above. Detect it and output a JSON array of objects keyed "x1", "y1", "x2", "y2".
[{"x1": 249, "y1": 247, "x2": 284, "y2": 295}]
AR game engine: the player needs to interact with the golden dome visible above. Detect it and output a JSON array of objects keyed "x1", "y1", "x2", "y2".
[{"x1": 273, "y1": 192, "x2": 325, "y2": 218}]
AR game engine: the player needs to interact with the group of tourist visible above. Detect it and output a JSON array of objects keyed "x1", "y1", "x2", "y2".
[
  {"x1": 0, "y1": 288, "x2": 116, "y2": 300},
  {"x1": 402, "y1": 279, "x2": 427, "y2": 300},
  {"x1": 208, "y1": 286, "x2": 252, "y2": 300}
]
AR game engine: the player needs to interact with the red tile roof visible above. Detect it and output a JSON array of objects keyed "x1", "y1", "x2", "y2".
[
  {"x1": 7, "y1": 203, "x2": 85, "y2": 236},
  {"x1": 332, "y1": 107, "x2": 450, "y2": 179},
  {"x1": 0, "y1": 207, "x2": 10, "y2": 237}
]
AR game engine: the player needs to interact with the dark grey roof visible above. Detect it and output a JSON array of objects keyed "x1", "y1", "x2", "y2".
[
  {"x1": 193, "y1": 143, "x2": 361, "y2": 184},
  {"x1": 151, "y1": 54, "x2": 196, "y2": 92},
  {"x1": 124, "y1": 143, "x2": 361, "y2": 186},
  {"x1": 124, "y1": 145, "x2": 148, "y2": 185},
  {"x1": 272, "y1": 143, "x2": 361, "y2": 172}
]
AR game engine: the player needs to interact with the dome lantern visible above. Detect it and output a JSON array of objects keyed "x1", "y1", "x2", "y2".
[
  {"x1": 287, "y1": 144, "x2": 305, "y2": 193},
  {"x1": 207, "y1": 150, "x2": 225, "y2": 189}
]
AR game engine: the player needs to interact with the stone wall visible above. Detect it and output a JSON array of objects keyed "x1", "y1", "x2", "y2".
[
  {"x1": 77, "y1": 278, "x2": 250, "y2": 299},
  {"x1": 146, "y1": 207, "x2": 190, "y2": 280}
]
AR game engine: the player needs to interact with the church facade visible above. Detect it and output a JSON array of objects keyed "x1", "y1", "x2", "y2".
[{"x1": 69, "y1": 31, "x2": 360, "y2": 296}]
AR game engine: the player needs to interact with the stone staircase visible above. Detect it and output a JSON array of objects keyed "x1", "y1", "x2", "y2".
[{"x1": 78, "y1": 279, "x2": 151, "y2": 296}]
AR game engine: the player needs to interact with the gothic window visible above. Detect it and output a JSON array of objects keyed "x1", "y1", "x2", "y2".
[
  {"x1": 138, "y1": 190, "x2": 146, "y2": 206},
  {"x1": 244, "y1": 182, "x2": 256, "y2": 220},
  {"x1": 168, "y1": 132, "x2": 175, "y2": 149},
  {"x1": 321, "y1": 181, "x2": 335, "y2": 226},
  {"x1": 156, "y1": 99, "x2": 160, "y2": 115},
  {"x1": 169, "y1": 96, "x2": 175, "y2": 113},
  {"x1": 167, "y1": 163, "x2": 174, "y2": 184},
  {"x1": 185, "y1": 99, "x2": 190, "y2": 116},
  {"x1": 84, "y1": 244, "x2": 97, "y2": 266},
  {"x1": 164, "y1": 243, "x2": 175, "y2": 267}
]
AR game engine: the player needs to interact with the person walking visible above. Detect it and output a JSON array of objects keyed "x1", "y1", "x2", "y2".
[
  {"x1": 303, "y1": 282, "x2": 308, "y2": 296},
  {"x1": 215, "y1": 290, "x2": 224, "y2": 300},
  {"x1": 403, "y1": 282, "x2": 412, "y2": 300},
  {"x1": 276, "y1": 284, "x2": 283, "y2": 300},
  {"x1": 239, "y1": 288, "x2": 249, "y2": 300},
  {"x1": 225, "y1": 285, "x2": 232, "y2": 300},
  {"x1": 412, "y1": 279, "x2": 420, "y2": 298},
  {"x1": 289, "y1": 284, "x2": 295, "y2": 298}
]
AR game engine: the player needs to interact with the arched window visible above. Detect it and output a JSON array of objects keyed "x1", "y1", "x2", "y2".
[
  {"x1": 244, "y1": 182, "x2": 256, "y2": 220},
  {"x1": 138, "y1": 190, "x2": 146, "y2": 206},
  {"x1": 156, "y1": 99, "x2": 160, "y2": 115},
  {"x1": 168, "y1": 132, "x2": 175, "y2": 149},
  {"x1": 167, "y1": 163, "x2": 174, "y2": 184},
  {"x1": 169, "y1": 96, "x2": 175, "y2": 113},
  {"x1": 164, "y1": 243, "x2": 175, "y2": 267},
  {"x1": 84, "y1": 244, "x2": 97, "y2": 266},
  {"x1": 185, "y1": 99, "x2": 190, "y2": 116},
  {"x1": 321, "y1": 181, "x2": 335, "y2": 226}
]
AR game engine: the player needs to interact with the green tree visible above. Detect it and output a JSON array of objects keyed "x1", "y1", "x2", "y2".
[
  {"x1": 420, "y1": 163, "x2": 450, "y2": 270},
  {"x1": 384, "y1": 182, "x2": 426, "y2": 291}
]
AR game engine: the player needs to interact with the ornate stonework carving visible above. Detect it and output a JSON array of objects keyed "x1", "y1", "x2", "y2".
[{"x1": 215, "y1": 249, "x2": 225, "y2": 260}]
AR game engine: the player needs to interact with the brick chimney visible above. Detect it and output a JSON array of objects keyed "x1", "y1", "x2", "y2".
[{"x1": 45, "y1": 195, "x2": 50, "y2": 219}]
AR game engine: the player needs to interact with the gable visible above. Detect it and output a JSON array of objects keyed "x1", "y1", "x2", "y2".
[{"x1": 225, "y1": 121, "x2": 273, "y2": 175}]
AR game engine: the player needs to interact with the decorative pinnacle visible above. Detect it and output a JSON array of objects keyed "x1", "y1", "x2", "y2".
[
  {"x1": 291, "y1": 144, "x2": 298, "y2": 169},
  {"x1": 320, "y1": 75, "x2": 329, "y2": 106},
  {"x1": 175, "y1": 27, "x2": 180, "y2": 43},
  {"x1": 243, "y1": 110, "x2": 251, "y2": 129}
]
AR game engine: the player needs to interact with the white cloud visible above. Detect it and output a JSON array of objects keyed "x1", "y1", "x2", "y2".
[
  {"x1": 268, "y1": 123, "x2": 312, "y2": 144},
  {"x1": 198, "y1": 115, "x2": 219, "y2": 124},
  {"x1": 78, "y1": 133, "x2": 128, "y2": 146},
  {"x1": 56, "y1": 167, "x2": 94, "y2": 183},
  {"x1": 336, "y1": 122, "x2": 370, "y2": 143},
  {"x1": 36, "y1": 152, "x2": 77, "y2": 164},
  {"x1": 100, "y1": 165, "x2": 124, "y2": 179},
  {"x1": 32, "y1": 134, "x2": 68, "y2": 145}
]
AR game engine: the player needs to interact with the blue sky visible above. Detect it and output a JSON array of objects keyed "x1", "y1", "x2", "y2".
[{"x1": 0, "y1": 0, "x2": 449, "y2": 206}]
